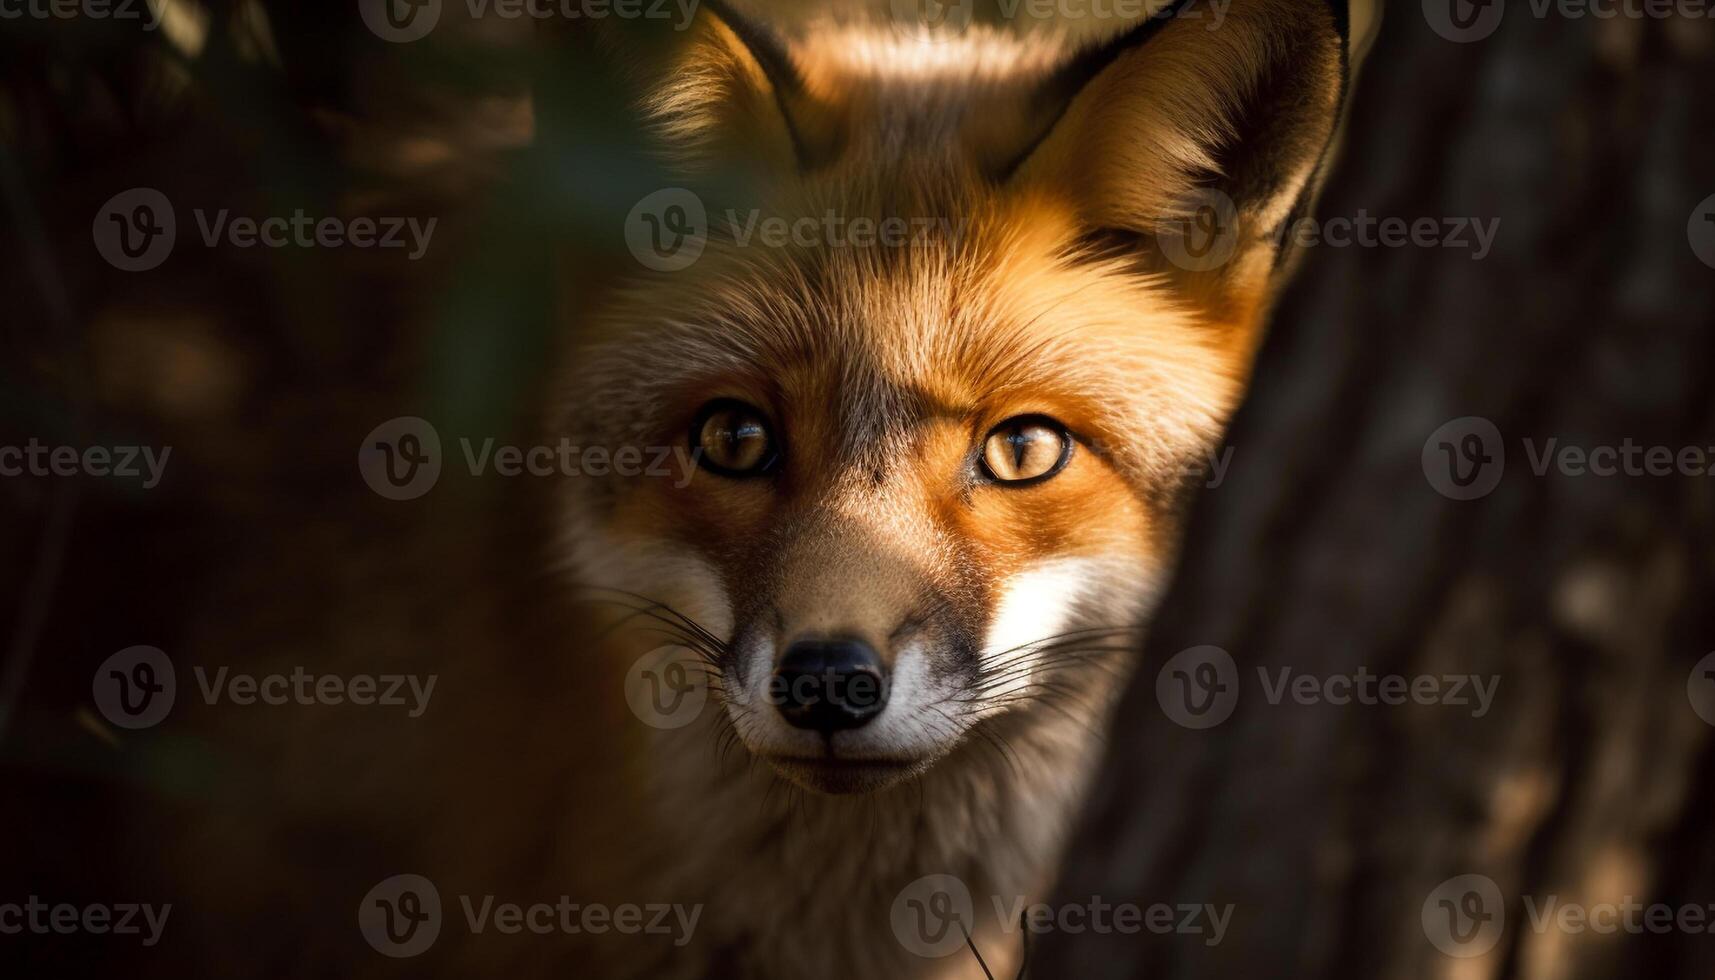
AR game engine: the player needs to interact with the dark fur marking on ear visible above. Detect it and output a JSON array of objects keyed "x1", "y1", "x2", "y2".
[
  {"x1": 698, "y1": 0, "x2": 837, "y2": 172},
  {"x1": 991, "y1": 0, "x2": 1199, "y2": 183},
  {"x1": 1326, "y1": 0, "x2": 1350, "y2": 42},
  {"x1": 700, "y1": 0, "x2": 800, "y2": 91},
  {"x1": 1274, "y1": 0, "x2": 1350, "y2": 272}
]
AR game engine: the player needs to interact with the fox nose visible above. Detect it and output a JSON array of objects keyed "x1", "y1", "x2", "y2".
[{"x1": 772, "y1": 638, "x2": 889, "y2": 733}]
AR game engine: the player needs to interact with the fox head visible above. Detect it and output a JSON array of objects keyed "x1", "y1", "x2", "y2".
[{"x1": 558, "y1": 0, "x2": 1346, "y2": 796}]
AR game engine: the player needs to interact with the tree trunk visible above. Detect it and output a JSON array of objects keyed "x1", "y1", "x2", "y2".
[{"x1": 1035, "y1": 4, "x2": 1715, "y2": 978}]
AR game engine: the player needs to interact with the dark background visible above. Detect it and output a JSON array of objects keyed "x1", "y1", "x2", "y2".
[{"x1": 4, "y1": 0, "x2": 1714, "y2": 976}]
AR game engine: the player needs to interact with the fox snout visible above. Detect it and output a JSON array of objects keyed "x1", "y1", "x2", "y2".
[
  {"x1": 770, "y1": 638, "x2": 888, "y2": 733},
  {"x1": 708, "y1": 510, "x2": 995, "y2": 792}
]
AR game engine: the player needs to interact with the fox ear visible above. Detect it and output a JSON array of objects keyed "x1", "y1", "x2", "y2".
[
  {"x1": 637, "y1": 0, "x2": 842, "y2": 175},
  {"x1": 1002, "y1": 0, "x2": 1348, "y2": 306}
]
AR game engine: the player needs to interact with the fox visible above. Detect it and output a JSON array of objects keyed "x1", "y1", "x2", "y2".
[
  {"x1": 84, "y1": 2, "x2": 1351, "y2": 978},
  {"x1": 547, "y1": 1, "x2": 1353, "y2": 976}
]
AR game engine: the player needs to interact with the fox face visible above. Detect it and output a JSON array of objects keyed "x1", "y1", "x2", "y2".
[{"x1": 558, "y1": 2, "x2": 1345, "y2": 799}]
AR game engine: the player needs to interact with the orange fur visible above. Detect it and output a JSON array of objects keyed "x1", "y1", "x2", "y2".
[{"x1": 549, "y1": 4, "x2": 1348, "y2": 976}]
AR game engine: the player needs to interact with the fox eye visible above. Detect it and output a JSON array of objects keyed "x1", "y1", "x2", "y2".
[
  {"x1": 981, "y1": 416, "x2": 1073, "y2": 485},
  {"x1": 692, "y1": 400, "x2": 777, "y2": 477}
]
